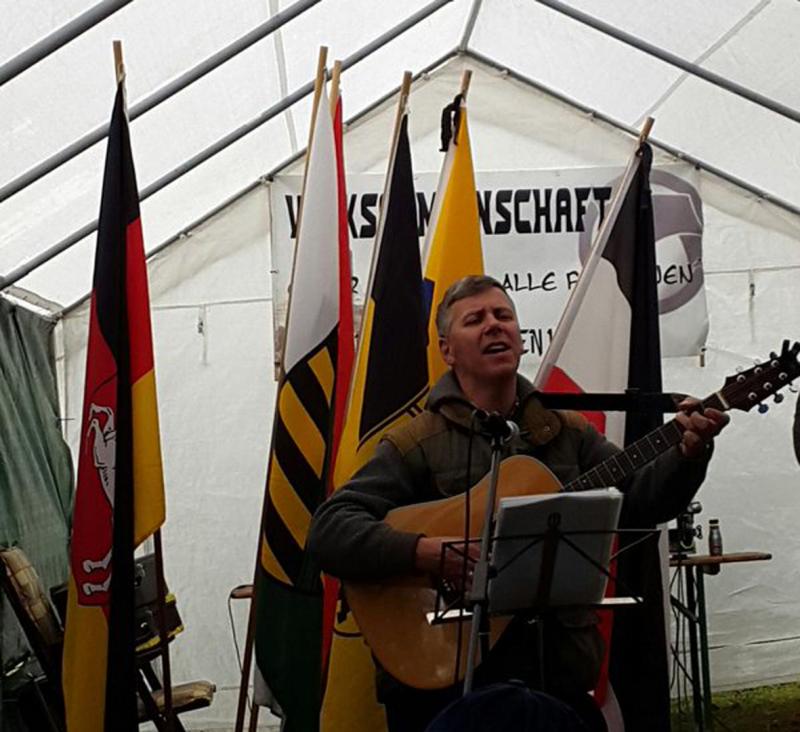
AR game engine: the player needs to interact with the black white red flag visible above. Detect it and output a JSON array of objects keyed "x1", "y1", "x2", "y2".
[{"x1": 536, "y1": 142, "x2": 668, "y2": 730}]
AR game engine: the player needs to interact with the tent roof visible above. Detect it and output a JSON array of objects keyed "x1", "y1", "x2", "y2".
[{"x1": 1, "y1": 0, "x2": 798, "y2": 307}]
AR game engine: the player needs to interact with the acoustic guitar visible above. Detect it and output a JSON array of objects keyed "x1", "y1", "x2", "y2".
[{"x1": 344, "y1": 341, "x2": 800, "y2": 690}]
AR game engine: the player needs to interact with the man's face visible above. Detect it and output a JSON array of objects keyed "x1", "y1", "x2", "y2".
[{"x1": 439, "y1": 287, "x2": 524, "y2": 382}]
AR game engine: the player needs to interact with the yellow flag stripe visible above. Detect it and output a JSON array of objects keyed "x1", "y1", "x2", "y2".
[
  {"x1": 308, "y1": 346, "x2": 335, "y2": 402},
  {"x1": 268, "y1": 454, "x2": 313, "y2": 549},
  {"x1": 62, "y1": 575, "x2": 108, "y2": 732},
  {"x1": 279, "y1": 381, "x2": 326, "y2": 479},
  {"x1": 261, "y1": 535, "x2": 292, "y2": 585},
  {"x1": 131, "y1": 370, "x2": 166, "y2": 547}
]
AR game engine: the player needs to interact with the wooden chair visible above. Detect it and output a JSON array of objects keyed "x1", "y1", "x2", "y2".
[{"x1": 0, "y1": 546, "x2": 215, "y2": 730}]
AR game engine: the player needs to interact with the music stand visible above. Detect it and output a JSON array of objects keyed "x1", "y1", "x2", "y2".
[
  {"x1": 488, "y1": 489, "x2": 622, "y2": 612},
  {"x1": 426, "y1": 500, "x2": 658, "y2": 696}
]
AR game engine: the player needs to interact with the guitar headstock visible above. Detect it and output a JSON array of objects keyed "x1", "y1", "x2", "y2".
[{"x1": 720, "y1": 340, "x2": 800, "y2": 412}]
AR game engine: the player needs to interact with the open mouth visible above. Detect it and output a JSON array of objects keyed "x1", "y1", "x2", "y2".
[{"x1": 483, "y1": 342, "x2": 510, "y2": 355}]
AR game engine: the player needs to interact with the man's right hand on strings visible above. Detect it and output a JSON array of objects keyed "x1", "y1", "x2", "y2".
[{"x1": 414, "y1": 536, "x2": 481, "y2": 589}]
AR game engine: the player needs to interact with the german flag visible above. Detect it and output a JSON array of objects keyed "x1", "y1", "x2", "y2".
[{"x1": 62, "y1": 81, "x2": 166, "y2": 732}]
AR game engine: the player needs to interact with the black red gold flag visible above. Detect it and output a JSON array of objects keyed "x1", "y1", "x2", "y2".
[{"x1": 62, "y1": 81, "x2": 166, "y2": 732}]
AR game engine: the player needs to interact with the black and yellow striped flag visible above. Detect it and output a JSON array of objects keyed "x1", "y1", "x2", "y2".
[{"x1": 254, "y1": 81, "x2": 343, "y2": 732}]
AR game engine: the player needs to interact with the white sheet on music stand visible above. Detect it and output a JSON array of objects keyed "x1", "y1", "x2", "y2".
[{"x1": 488, "y1": 488, "x2": 623, "y2": 614}]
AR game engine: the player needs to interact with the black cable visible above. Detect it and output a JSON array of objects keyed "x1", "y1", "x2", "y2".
[
  {"x1": 439, "y1": 93, "x2": 463, "y2": 151},
  {"x1": 453, "y1": 411, "x2": 479, "y2": 686}
]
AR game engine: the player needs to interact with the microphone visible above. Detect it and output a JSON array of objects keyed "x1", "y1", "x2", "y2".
[{"x1": 473, "y1": 409, "x2": 520, "y2": 443}]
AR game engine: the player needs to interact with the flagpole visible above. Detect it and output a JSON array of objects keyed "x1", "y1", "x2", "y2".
[
  {"x1": 534, "y1": 117, "x2": 657, "y2": 389},
  {"x1": 114, "y1": 38, "x2": 176, "y2": 732},
  {"x1": 638, "y1": 115, "x2": 655, "y2": 147},
  {"x1": 113, "y1": 39, "x2": 124, "y2": 84},
  {"x1": 329, "y1": 59, "x2": 342, "y2": 116},
  {"x1": 459, "y1": 68, "x2": 472, "y2": 99},
  {"x1": 233, "y1": 46, "x2": 329, "y2": 732}
]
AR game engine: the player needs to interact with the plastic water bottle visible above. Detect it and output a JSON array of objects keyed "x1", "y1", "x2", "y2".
[{"x1": 706, "y1": 518, "x2": 723, "y2": 575}]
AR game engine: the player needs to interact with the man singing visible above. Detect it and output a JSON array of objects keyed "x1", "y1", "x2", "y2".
[{"x1": 309, "y1": 275, "x2": 727, "y2": 730}]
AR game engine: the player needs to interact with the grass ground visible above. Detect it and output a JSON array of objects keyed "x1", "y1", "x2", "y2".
[{"x1": 672, "y1": 681, "x2": 800, "y2": 731}]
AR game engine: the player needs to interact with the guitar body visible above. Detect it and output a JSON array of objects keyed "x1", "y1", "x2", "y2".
[{"x1": 344, "y1": 455, "x2": 563, "y2": 690}]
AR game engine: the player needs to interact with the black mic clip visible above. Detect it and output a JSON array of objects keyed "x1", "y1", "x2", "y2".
[{"x1": 473, "y1": 409, "x2": 520, "y2": 444}]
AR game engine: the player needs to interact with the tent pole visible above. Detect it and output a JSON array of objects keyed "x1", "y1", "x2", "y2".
[
  {"x1": 0, "y1": 0, "x2": 454, "y2": 294},
  {"x1": 0, "y1": 0, "x2": 323, "y2": 205},
  {"x1": 462, "y1": 49, "x2": 800, "y2": 219},
  {"x1": 459, "y1": 0, "x2": 484, "y2": 51},
  {"x1": 534, "y1": 0, "x2": 800, "y2": 125},
  {"x1": 0, "y1": 0, "x2": 131, "y2": 87}
]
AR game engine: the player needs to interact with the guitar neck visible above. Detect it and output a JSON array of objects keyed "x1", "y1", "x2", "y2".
[{"x1": 564, "y1": 392, "x2": 726, "y2": 492}]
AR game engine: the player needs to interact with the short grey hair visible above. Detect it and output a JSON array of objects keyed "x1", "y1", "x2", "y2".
[{"x1": 435, "y1": 275, "x2": 514, "y2": 337}]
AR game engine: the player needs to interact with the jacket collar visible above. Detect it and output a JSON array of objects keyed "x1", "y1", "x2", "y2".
[{"x1": 427, "y1": 371, "x2": 561, "y2": 446}]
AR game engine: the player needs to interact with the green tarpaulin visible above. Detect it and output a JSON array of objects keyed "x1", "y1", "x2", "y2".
[{"x1": 0, "y1": 298, "x2": 73, "y2": 715}]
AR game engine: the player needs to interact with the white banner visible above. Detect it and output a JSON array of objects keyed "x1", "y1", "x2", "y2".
[{"x1": 269, "y1": 165, "x2": 707, "y2": 378}]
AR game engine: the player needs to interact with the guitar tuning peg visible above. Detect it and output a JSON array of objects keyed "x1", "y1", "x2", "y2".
[
  {"x1": 789, "y1": 383, "x2": 799, "y2": 394},
  {"x1": 754, "y1": 358, "x2": 761, "y2": 365},
  {"x1": 770, "y1": 352, "x2": 778, "y2": 359},
  {"x1": 757, "y1": 403, "x2": 769, "y2": 414},
  {"x1": 735, "y1": 366, "x2": 744, "y2": 373},
  {"x1": 774, "y1": 393, "x2": 785, "y2": 404}
]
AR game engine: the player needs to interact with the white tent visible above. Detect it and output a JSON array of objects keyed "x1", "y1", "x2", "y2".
[{"x1": 2, "y1": 1, "x2": 800, "y2": 729}]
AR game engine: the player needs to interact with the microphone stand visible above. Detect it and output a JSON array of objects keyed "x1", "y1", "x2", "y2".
[{"x1": 462, "y1": 418, "x2": 510, "y2": 695}]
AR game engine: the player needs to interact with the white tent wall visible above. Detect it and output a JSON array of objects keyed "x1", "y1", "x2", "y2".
[{"x1": 56, "y1": 57, "x2": 800, "y2": 728}]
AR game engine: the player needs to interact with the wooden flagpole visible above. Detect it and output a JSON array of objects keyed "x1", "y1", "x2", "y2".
[
  {"x1": 233, "y1": 45, "x2": 329, "y2": 732},
  {"x1": 638, "y1": 115, "x2": 655, "y2": 147},
  {"x1": 329, "y1": 59, "x2": 342, "y2": 116},
  {"x1": 459, "y1": 68, "x2": 472, "y2": 99},
  {"x1": 113, "y1": 40, "x2": 125, "y2": 84},
  {"x1": 113, "y1": 38, "x2": 175, "y2": 732}
]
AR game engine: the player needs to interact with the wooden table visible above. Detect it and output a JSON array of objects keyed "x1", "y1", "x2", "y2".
[{"x1": 669, "y1": 551, "x2": 772, "y2": 731}]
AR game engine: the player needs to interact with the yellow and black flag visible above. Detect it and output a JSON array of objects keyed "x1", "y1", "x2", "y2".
[
  {"x1": 322, "y1": 83, "x2": 428, "y2": 732},
  {"x1": 62, "y1": 80, "x2": 166, "y2": 732},
  {"x1": 332, "y1": 115, "x2": 428, "y2": 484}
]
